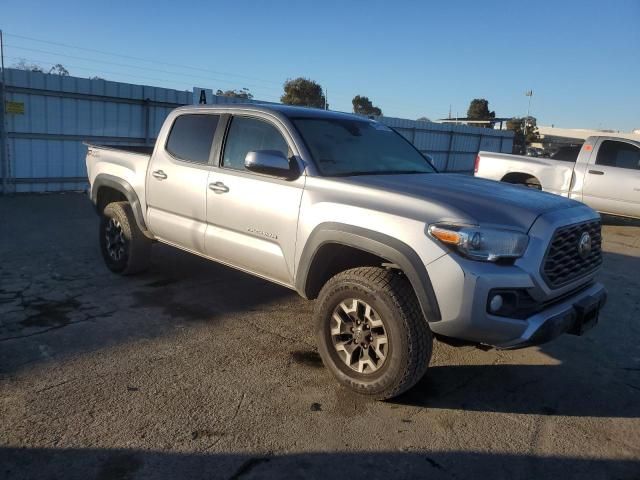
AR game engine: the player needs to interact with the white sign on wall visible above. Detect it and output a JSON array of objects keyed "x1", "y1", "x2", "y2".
[{"x1": 192, "y1": 87, "x2": 213, "y2": 105}]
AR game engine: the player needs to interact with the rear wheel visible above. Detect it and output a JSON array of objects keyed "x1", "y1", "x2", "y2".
[
  {"x1": 314, "y1": 267, "x2": 432, "y2": 400},
  {"x1": 501, "y1": 174, "x2": 542, "y2": 190},
  {"x1": 99, "y1": 201, "x2": 151, "y2": 275},
  {"x1": 523, "y1": 178, "x2": 542, "y2": 190}
]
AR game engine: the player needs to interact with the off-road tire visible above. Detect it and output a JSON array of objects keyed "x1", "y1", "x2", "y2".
[
  {"x1": 100, "y1": 201, "x2": 151, "y2": 275},
  {"x1": 314, "y1": 267, "x2": 433, "y2": 400}
]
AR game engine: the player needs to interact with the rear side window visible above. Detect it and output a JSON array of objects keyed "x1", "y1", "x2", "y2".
[
  {"x1": 166, "y1": 114, "x2": 219, "y2": 163},
  {"x1": 550, "y1": 145, "x2": 581, "y2": 162},
  {"x1": 222, "y1": 116, "x2": 289, "y2": 171},
  {"x1": 595, "y1": 140, "x2": 640, "y2": 170}
]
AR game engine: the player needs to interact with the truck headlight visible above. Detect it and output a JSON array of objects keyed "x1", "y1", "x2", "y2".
[{"x1": 428, "y1": 224, "x2": 528, "y2": 262}]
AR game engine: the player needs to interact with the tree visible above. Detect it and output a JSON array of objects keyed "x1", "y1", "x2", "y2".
[
  {"x1": 216, "y1": 88, "x2": 253, "y2": 100},
  {"x1": 352, "y1": 95, "x2": 382, "y2": 116},
  {"x1": 416, "y1": 116, "x2": 431, "y2": 122},
  {"x1": 12, "y1": 59, "x2": 44, "y2": 73},
  {"x1": 48, "y1": 64, "x2": 69, "y2": 76},
  {"x1": 467, "y1": 98, "x2": 495, "y2": 127},
  {"x1": 11, "y1": 59, "x2": 70, "y2": 76},
  {"x1": 280, "y1": 77, "x2": 325, "y2": 108},
  {"x1": 507, "y1": 117, "x2": 540, "y2": 154}
]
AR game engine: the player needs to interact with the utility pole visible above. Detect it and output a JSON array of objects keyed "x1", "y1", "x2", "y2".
[{"x1": 0, "y1": 29, "x2": 9, "y2": 195}]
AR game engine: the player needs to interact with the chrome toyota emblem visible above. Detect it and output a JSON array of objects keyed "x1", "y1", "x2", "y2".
[{"x1": 578, "y1": 232, "x2": 592, "y2": 258}]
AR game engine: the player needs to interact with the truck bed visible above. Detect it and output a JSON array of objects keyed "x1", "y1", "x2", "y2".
[
  {"x1": 85, "y1": 143, "x2": 152, "y2": 214},
  {"x1": 475, "y1": 150, "x2": 575, "y2": 196}
]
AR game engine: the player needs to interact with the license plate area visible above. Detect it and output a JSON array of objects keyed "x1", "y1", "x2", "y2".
[{"x1": 570, "y1": 295, "x2": 600, "y2": 335}]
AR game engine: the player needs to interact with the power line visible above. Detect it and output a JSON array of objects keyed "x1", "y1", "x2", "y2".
[
  {"x1": 4, "y1": 32, "x2": 283, "y2": 86},
  {"x1": 3, "y1": 55, "x2": 282, "y2": 102},
  {"x1": 2, "y1": 33, "x2": 373, "y2": 111},
  {"x1": 4, "y1": 44, "x2": 284, "y2": 95},
  {"x1": 4, "y1": 53, "x2": 281, "y2": 100},
  {"x1": 3, "y1": 32, "x2": 425, "y2": 117}
]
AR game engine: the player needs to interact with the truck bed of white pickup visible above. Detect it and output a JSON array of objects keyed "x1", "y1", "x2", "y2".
[{"x1": 475, "y1": 135, "x2": 640, "y2": 220}]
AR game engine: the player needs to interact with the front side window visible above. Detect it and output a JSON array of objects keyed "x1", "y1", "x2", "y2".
[
  {"x1": 595, "y1": 140, "x2": 640, "y2": 170},
  {"x1": 165, "y1": 114, "x2": 219, "y2": 163},
  {"x1": 292, "y1": 118, "x2": 436, "y2": 176},
  {"x1": 222, "y1": 116, "x2": 289, "y2": 171}
]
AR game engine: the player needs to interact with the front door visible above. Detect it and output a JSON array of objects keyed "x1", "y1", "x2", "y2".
[
  {"x1": 204, "y1": 115, "x2": 304, "y2": 286},
  {"x1": 146, "y1": 113, "x2": 220, "y2": 253},
  {"x1": 582, "y1": 139, "x2": 640, "y2": 217}
]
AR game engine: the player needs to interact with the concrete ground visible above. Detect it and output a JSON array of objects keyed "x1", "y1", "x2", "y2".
[{"x1": 1, "y1": 193, "x2": 639, "y2": 480}]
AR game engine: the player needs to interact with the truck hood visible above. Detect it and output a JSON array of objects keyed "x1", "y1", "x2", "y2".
[{"x1": 342, "y1": 173, "x2": 583, "y2": 231}]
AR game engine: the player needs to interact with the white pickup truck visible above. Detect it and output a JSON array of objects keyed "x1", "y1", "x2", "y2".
[{"x1": 475, "y1": 136, "x2": 640, "y2": 220}]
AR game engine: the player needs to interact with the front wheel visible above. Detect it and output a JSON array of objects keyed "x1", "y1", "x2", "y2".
[
  {"x1": 314, "y1": 267, "x2": 433, "y2": 400},
  {"x1": 99, "y1": 201, "x2": 151, "y2": 275}
]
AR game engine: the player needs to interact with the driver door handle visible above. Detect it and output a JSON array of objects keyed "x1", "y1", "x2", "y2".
[
  {"x1": 588, "y1": 170, "x2": 604, "y2": 175},
  {"x1": 209, "y1": 181, "x2": 229, "y2": 194},
  {"x1": 152, "y1": 169, "x2": 168, "y2": 180}
]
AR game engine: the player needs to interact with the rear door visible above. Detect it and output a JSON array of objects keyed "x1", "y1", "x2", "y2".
[
  {"x1": 204, "y1": 114, "x2": 305, "y2": 286},
  {"x1": 581, "y1": 138, "x2": 640, "y2": 217},
  {"x1": 146, "y1": 113, "x2": 221, "y2": 253}
]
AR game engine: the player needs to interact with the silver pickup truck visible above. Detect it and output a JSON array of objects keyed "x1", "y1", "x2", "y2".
[
  {"x1": 475, "y1": 136, "x2": 640, "y2": 219},
  {"x1": 86, "y1": 104, "x2": 606, "y2": 399}
]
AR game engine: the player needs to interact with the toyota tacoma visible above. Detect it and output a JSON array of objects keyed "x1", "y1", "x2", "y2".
[{"x1": 86, "y1": 104, "x2": 607, "y2": 399}]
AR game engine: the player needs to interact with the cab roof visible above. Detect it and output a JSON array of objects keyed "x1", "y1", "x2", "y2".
[{"x1": 177, "y1": 103, "x2": 371, "y2": 122}]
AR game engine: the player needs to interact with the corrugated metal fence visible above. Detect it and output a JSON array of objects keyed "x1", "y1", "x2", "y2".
[
  {"x1": 0, "y1": 69, "x2": 513, "y2": 193},
  {"x1": 1, "y1": 69, "x2": 191, "y2": 192},
  {"x1": 378, "y1": 117, "x2": 513, "y2": 172}
]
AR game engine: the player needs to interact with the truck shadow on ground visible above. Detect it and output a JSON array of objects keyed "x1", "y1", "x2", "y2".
[
  {"x1": 392, "y1": 361, "x2": 640, "y2": 418},
  {"x1": 600, "y1": 214, "x2": 640, "y2": 227},
  {"x1": 131, "y1": 247, "x2": 300, "y2": 323},
  {"x1": 0, "y1": 242, "x2": 301, "y2": 375},
  {"x1": 1, "y1": 447, "x2": 638, "y2": 480}
]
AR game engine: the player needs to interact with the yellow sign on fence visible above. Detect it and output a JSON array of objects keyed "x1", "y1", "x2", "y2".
[{"x1": 5, "y1": 101, "x2": 25, "y2": 114}]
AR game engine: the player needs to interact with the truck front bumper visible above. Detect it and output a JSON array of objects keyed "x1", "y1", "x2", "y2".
[
  {"x1": 426, "y1": 253, "x2": 607, "y2": 349},
  {"x1": 494, "y1": 282, "x2": 606, "y2": 349}
]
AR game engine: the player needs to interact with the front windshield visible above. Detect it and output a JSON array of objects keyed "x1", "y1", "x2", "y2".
[{"x1": 292, "y1": 117, "x2": 436, "y2": 176}]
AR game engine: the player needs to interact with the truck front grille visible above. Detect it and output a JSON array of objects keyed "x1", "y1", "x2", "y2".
[{"x1": 542, "y1": 220, "x2": 602, "y2": 288}]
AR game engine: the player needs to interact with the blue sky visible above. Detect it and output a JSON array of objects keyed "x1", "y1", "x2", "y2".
[{"x1": 2, "y1": 0, "x2": 639, "y2": 131}]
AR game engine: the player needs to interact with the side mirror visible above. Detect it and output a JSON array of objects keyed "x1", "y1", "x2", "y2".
[{"x1": 244, "y1": 150, "x2": 298, "y2": 179}]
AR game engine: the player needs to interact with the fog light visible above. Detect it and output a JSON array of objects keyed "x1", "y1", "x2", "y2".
[{"x1": 489, "y1": 294, "x2": 504, "y2": 313}]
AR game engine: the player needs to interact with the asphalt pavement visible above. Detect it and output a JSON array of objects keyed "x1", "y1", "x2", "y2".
[{"x1": 1, "y1": 193, "x2": 639, "y2": 479}]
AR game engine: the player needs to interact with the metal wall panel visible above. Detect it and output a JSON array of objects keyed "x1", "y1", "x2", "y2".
[
  {"x1": 1, "y1": 69, "x2": 513, "y2": 192},
  {"x1": 377, "y1": 116, "x2": 513, "y2": 172},
  {"x1": 3, "y1": 69, "x2": 192, "y2": 192}
]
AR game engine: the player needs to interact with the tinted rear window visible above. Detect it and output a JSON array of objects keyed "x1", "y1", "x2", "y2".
[
  {"x1": 166, "y1": 114, "x2": 219, "y2": 163},
  {"x1": 550, "y1": 146, "x2": 581, "y2": 162}
]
